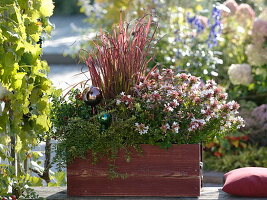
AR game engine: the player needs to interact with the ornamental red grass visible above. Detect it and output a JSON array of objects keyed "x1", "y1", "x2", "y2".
[{"x1": 85, "y1": 14, "x2": 157, "y2": 99}]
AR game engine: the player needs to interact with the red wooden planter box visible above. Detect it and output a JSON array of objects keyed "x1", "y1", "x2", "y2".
[{"x1": 67, "y1": 144, "x2": 201, "y2": 197}]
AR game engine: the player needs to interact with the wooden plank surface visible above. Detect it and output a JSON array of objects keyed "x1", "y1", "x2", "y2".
[
  {"x1": 33, "y1": 186, "x2": 266, "y2": 200},
  {"x1": 67, "y1": 144, "x2": 201, "y2": 197}
]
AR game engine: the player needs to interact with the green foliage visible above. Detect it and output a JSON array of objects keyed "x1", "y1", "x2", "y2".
[
  {"x1": 53, "y1": 89, "x2": 143, "y2": 172},
  {"x1": 54, "y1": 0, "x2": 80, "y2": 15},
  {"x1": 0, "y1": 0, "x2": 54, "y2": 196},
  {"x1": 48, "y1": 171, "x2": 67, "y2": 187},
  {"x1": 204, "y1": 133, "x2": 249, "y2": 157},
  {"x1": 204, "y1": 145, "x2": 267, "y2": 172}
]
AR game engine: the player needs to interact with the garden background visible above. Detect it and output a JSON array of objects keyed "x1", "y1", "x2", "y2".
[{"x1": 0, "y1": 0, "x2": 266, "y2": 198}]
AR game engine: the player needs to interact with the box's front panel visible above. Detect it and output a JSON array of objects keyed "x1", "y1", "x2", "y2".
[{"x1": 67, "y1": 144, "x2": 201, "y2": 197}]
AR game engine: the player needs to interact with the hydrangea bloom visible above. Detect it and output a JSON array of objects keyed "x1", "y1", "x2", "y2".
[
  {"x1": 228, "y1": 64, "x2": 253, "y2": 85},
  {"x1": 116, "y1": 69, "x2": 244, "y2": 143},
  {"x1": 252, "y1": 19, "x2": 267, "y2": 46},
  {"x1": 236, "y1": 3, "x2": 255, "y2": 20},
  {"x1": 246, "y1": 44, "x2": 267, "y2": 66},
  {"x1": 246, "y1": 18, "x2": 267, "y2": 66}
]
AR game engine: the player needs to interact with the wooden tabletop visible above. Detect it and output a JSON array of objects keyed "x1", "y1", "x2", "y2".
[{"x1": 33, "y1": 187, "x2": 265, "y2": 200}]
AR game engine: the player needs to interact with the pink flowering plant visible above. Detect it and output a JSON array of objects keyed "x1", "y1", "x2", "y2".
[
  {"x1": 115, "y1": 69, "x2": 244, "y2": 147},
  {"x1": 53, "y1": 15, "x2": 244, "y2": 172}
]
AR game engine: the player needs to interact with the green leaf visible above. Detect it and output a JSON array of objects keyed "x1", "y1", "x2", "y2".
[
  {"x1": 12, "y1": 72, "x2": 26, "y2": 89},
  {"x1": 39, "y1": 0, "x2": 54, "y2": 17},
  {"x1": 3, "y1": 51, "x2": 16, "y2": 67},
  {"x1": 49, "y1": 171, "x2": 66, "y2": 186},
  {"x1": 36, "y1": 114, "x2": 50, "y2": 131}
]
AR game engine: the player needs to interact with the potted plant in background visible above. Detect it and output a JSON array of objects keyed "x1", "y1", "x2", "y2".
[{"x1": 52, "y1": 15, "x2": 244, "y2": 197}]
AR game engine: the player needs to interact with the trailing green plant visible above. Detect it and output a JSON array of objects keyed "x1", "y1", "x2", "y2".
[{"x1": 0, "y1": 0, "x2": 54, "y2": 197}]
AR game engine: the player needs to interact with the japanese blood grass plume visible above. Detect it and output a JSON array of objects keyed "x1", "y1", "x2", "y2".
[{"x1": 85, "y1": 14, "x2": 157, "y2": 99}]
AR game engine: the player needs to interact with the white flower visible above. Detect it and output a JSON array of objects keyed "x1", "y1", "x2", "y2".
[
  {"x1": 200, "y1": 89, "x2": 214, "y2": 98},
  {"x1": 164, "y1": 104, "x2": 174, "y2": 112},
  {"x1": 172, "y1": 122, "x2": 180, "y2": 133},
  {"x1": 170, "y1": 99, "x2": 179, "y2": 108},
  {"x1": 120, "y1": 92, "x2": 125, "y2": 96},
  {"x1": 227, "y1": 100, "x2": 236, "y2": 109},
  {"x1": 135, "y1": 123, "x2": 149, "y2": 135},
  {"x1": 0, "y1": 102, "x2": 5, "y2": 115},
  {"x1": 188, "y1": 118, "x2": 206, "y2": 132},
  {"x1": 116, "y1": 99, "x2": 121, "y2": 105},
  {"x1": 206, "y1": 116, "x2": 211, "y2": 121},
  {"x1": 228, "y1": 64, "x2": 253, "y2": 86}
]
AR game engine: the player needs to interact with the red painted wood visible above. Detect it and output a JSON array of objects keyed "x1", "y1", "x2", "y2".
[{"x1": 67, "y1": 144, "x2": 201, "y2": 197}]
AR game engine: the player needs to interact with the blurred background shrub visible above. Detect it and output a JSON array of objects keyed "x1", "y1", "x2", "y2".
[{"x1": 54, "y1": 0, "x2": 80, "y2": 15}]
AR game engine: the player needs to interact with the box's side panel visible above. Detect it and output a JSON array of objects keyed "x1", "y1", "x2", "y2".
[{"x1": 67, "y1": 144, "x2": 201, "y2": 197}]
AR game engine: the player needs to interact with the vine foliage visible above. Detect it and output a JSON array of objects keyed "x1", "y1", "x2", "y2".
[{"x1": 0, "y1": 0, "x2": 54, "y2": 196}]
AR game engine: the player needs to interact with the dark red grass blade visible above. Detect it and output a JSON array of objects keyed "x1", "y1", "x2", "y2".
[{"x1": 85, "y1": 14, "x2": 158, "y2": 99}]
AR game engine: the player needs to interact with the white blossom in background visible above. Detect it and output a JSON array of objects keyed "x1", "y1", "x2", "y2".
[
  {"x1": 246, "y1": 44, "x2": 267, "y2": 66},
  {"x1": 228, "y1": 64, "x2": 253, "y2": 86},
  {"x1": 245, "y1": 9, "x2": 267, "y2": 66}
]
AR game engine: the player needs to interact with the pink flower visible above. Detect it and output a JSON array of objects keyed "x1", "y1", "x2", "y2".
[
  {"x1": 189, "y1": 76, "x2": 199, "y2": 84},
  {"x1": 164, "y1": 104, "x2": 174, "y2": 112},
  {"x1": 169, "y1": 100, "x2": 179, "y2": 108},
  {"x1": 135, "y1": 123, "x2": 149, "y2": 135},
  {"x1": 151, "y1": 71, "x2": 163, "y2": 81},
  {"x1": 236, "y1": 3, "x2": 255, "y2": 20},
  {"x1": 223, "y1": 0, "x2": 238, "y2": 14},
  {"x1": 188, "y1": 119, "x2": 206, "y2": 132},
  {"x1": 252, "y1": 19, "x2": 267, "y2": 46},
  {"x1": 218, "y1": 93, "x2": 227, "y2": 101},
  {"x1": 169, "y1": 90, "x2": 181, "y2": 98},
  {"x1": 151, "y1": 91, "x2": 161, "y2": 102},
  {"x1": 214, "y1": 87, "x2": 222, "y2": 95},
  {"x1": 119, "y1": 92, "x2": 134, "y2": 107},
  {"x1": 172, "y1": 122, "x2": 180, "y2": 133},
  {"x1": 161, "y1": 123, "x2": 170, "y2": 134},
  {"x1": 193, "y1": 97, "x2": 201, "y2": 103},
  {"x1": 179, "y1": 73, "x2": 189, "y2": 80},
  {"x1": 210, "y1": 100, "x2": 219, "y2": 108}
]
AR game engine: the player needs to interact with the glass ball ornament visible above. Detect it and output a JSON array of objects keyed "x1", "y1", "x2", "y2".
[
  {"x1": 98, "y1": 113, "x2": 112, "y2": 131},
  {"x1": 82, "y1": 86, "x2": 103, "y2": 106}
]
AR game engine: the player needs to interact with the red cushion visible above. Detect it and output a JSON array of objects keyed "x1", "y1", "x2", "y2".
[{"x1": 222, "y1": 167, "x2": 267, "y2": 197}]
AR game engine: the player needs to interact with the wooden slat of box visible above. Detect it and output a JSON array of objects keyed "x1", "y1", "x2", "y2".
[{"x1": 67, "y1": 144, "x2": 201, "y2": 197}]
